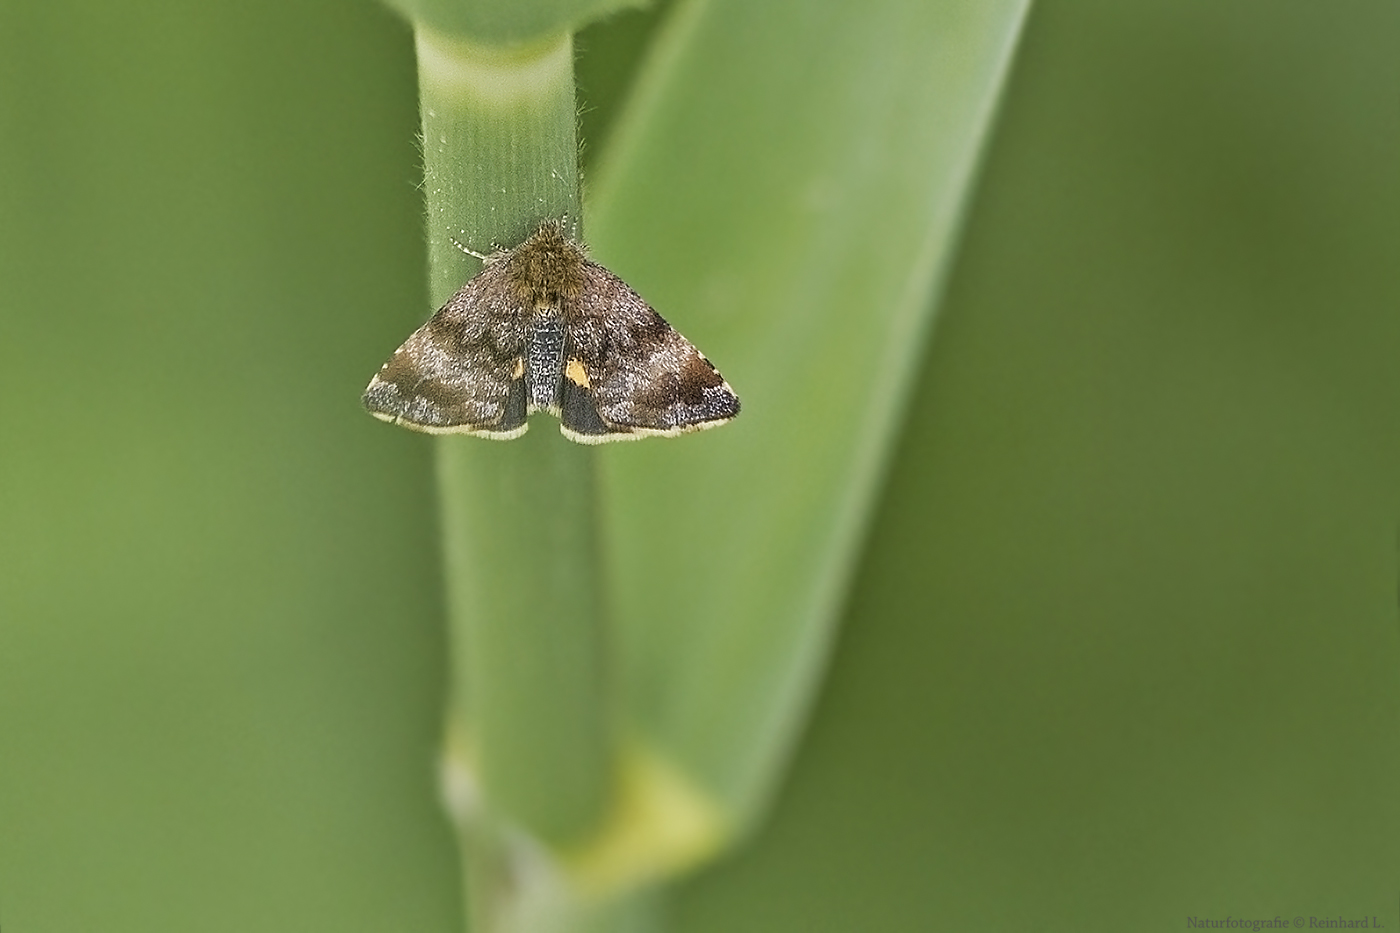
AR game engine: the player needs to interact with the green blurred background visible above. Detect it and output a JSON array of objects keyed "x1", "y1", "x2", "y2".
[{"x1": 1, "y1": 1, "x2": 1396, "y2": 930}]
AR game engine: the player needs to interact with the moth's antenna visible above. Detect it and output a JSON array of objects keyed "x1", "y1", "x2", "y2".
[
  {"x1": 450, "y1": 237, "x2": 492, "y2": 262},
  {"x1": 557, "y1": 210, "x2": 579, "y2": 242}
]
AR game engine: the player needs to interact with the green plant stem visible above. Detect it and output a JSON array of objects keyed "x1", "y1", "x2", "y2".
[{"x1": 415, "y1": 26, "x2": 625, "y2": 932}]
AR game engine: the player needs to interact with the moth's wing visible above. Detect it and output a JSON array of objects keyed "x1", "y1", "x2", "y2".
[
  {"x1": 558, "y1": 262, "x2": 739, "y2": 444},
  {"x1": 362, "y1": 263, "x2": 529, "y2": 437}
]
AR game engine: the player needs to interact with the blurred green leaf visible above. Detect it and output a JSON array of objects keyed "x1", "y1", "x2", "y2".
[{"x1": 588, "y1": 0, "x2": 1031, "y2": 827}]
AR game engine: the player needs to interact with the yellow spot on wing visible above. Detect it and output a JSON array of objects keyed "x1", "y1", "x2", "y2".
[
  {"x1": 565, "y1": 358, "x2": 590, "y2": 388},
  {"x1": 511, "y1": 357, "x2": 525, "y2": 379}
]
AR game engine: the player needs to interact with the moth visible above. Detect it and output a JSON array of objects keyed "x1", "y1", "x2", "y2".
[{"x1": 362, "y1": 220, "x2": 739, "y2": 444}]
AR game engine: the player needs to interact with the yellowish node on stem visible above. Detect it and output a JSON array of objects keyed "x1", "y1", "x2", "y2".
[
  {"x1": 440, "y1": 732, "x2": 730, "y2": 903},
  {"x1": 415, "y1": 27, "x2": 573, "y2": 111},
  {"x1": 561, "y1": 742, "x2": 730, "y2": 898}
]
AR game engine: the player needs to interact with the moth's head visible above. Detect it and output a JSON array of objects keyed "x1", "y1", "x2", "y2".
[{"x1": 507, "y1": 221, "x2": 586, "y2": 309}]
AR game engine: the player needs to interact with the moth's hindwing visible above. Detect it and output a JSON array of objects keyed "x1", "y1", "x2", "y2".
[
  {"x1": 361, "y1": 265, "x2": 529, "y2": 438},
  {"x1": 556, "y1": 349, "x2": 612, "y2": 441},
  {"x1": 557, "y1": 263, "x2": 740, "y2": 444}
]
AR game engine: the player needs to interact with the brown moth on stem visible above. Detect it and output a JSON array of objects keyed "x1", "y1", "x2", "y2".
[{"x1": 363, "y1": 221, "x2": 739, "y2": 444}]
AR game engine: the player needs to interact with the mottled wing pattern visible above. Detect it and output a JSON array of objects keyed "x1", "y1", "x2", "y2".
[
  {"x1": 361, "y1": 262, "x2": 529, "y2": 437},
  {"x1": 558, "y1": 261, "x2": 740, "y2": 443}
]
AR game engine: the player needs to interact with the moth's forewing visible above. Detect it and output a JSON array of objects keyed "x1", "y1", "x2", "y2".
[
  {"x1": 558, "y1": 263, "x2": 739, "y2": 442},
  {"x1": 362, "y1": 265, "x2": 529, "y2": 438}
]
